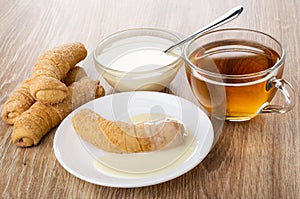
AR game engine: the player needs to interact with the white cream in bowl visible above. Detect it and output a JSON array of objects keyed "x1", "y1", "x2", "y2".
[{"x1": 93, "y1": 29, "x2": 183, "y2": 92}]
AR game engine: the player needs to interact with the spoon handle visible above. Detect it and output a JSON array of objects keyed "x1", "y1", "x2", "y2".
[{"x1": 164, "y1": 5, "x2": 244, "y2": 53}]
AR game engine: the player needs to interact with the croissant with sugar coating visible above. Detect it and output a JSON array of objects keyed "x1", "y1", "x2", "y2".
[
  {"x1": 1, "y1": 79, "x2": 36, "y2": 124},
  {"x1": 30, "y1": 42, "x2": 87, "y2": 104},
  {"x1": 1, "y1": 66, "x2": 87, "y2": 125},
  {"x1": 12, "y1": 77, "x2": 105, "y2": 147}
]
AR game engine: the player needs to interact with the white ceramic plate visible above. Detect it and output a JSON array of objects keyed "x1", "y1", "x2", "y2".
[{"x1": 53, "y1": 91, "x2": 214, "y2": 188}]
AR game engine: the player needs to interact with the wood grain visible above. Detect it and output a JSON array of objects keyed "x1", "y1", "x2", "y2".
[{"x1": 0, "y1": 0, "x2": 299, "y2": 198}]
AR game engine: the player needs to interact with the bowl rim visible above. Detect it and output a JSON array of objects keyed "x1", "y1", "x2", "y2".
[
  {"x1": 93, "y1": 27, "x2": 184, "y2": 76},
  {"x1": 183, "y1": 28, "x2": 286, "y2": 80}
]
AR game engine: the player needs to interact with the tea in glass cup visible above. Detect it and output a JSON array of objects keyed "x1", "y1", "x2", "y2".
[{"x1": 184, "y1": 28, "x2": 295, "y2": 121}]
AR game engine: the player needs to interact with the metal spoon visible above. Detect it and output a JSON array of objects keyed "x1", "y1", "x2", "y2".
[{"x1": 164, "y1": 5, "x2": 244, "y2": 53}]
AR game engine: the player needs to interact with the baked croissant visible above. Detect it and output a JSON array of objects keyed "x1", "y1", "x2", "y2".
[
  {"x1": 30, "y1": 42, "x2": 87, "y2": 104},
  {"x1": 1, "y1": 79, "x2": 36, "y2": 124},
  {"x1": 1, "y1": 66, "x2": 87, "y2": 125},
  {"x1": 62, "y1": 66, "x2": 87, "y2": 86},
  {"x1": 72, "y1": 108, "x2": 185, "y2": 153},
  {"x1": 12, "y1": 77, "x2": 105, "y2": 147}
]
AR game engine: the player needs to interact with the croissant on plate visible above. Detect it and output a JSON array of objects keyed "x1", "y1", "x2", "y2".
[{"x1": 72, "y1": 108, "x2": 185, "y2": 153}]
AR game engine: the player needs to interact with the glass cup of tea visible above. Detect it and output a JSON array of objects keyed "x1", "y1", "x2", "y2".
[{"x1": 184, "y1": 28, "x2": 295, "y2": 121}]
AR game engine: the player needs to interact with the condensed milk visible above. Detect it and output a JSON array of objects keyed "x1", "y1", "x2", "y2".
[
  {"x1": 94, "y1": 113, "x2": 197, "y2": 177},
  {"x1": 93, "y1": 29, "x2": 183, "y2": 91}
]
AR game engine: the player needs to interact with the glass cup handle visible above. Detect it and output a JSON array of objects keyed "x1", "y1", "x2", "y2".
[{"x1": 261, "y1": 77, "x2": 296, "y2": 114}]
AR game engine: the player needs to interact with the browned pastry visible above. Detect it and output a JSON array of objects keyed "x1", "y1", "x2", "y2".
[
  {"x1": 72, "y1": 109, "x2": 185, "y2": 153},
  {"x1": 1, "y1": 79, "x2": 36, "y2": 124},
  {"x1": 1, "y1": 66, "x2": 88, "y2": 125},
  {"x1": 12, "y1": 77, "x2": 105, "y2": 147},
  {"x1": 62, "y1": 66, "x2": 87, "y2": 86},
  {"x1": 29, "y1": 76, "x2": 69, "y2": 104},
  {"x1": 1, "y1": 43, "x2": 88, "y2": 124},
  {"x1": 69, "y1": 77, "x2": 105, "y2": 110},
  {"x1": 30, "y1": 42, "x2": 87, "y2": 104}
]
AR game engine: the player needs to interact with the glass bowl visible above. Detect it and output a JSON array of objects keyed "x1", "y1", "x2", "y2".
[{"x1": 93, "y1": 28, "x2": 184, "y2": 92}]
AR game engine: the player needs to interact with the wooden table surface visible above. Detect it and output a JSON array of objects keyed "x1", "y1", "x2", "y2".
[{"x1": 0, "y1": 0, "x2": 299, "y2": 198}]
